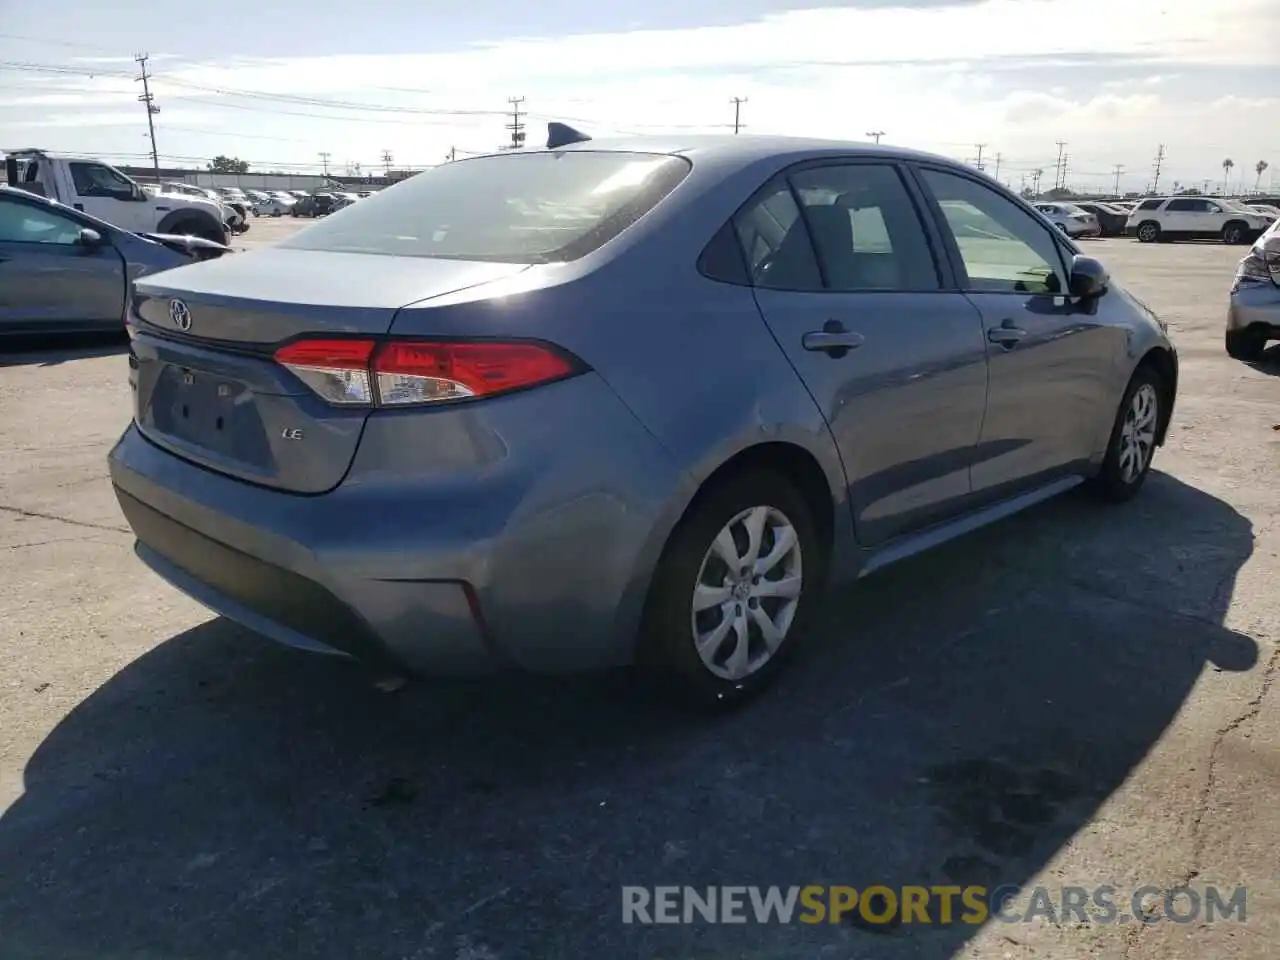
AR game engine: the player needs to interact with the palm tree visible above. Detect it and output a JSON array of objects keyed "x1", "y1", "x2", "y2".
[
  {"x1": 1222, "y1": 158, "x2": 1234, "y2": 194},
  {"x1": 1256, "y1": 160, "x2": 1270, "y2": 194}
]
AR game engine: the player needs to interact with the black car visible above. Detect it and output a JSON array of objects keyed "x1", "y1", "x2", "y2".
[
  {"x1": 290, "y1": 192, "x2": 337, "y2": 218},
  {"x1": 1072, "y1": 202, "x2": 1129, "y2": 237},
  {"x1": 0, "y1": 186, "x2": 231, "y2": 337}
]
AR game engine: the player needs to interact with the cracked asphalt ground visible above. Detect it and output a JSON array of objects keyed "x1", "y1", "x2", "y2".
[{"x1": 1, "y1": 218, "x2": 1278, "y2": 960}]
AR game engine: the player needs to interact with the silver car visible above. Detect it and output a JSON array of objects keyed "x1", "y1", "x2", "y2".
[
  {"x1": 1226, "y1": 220, "x2": 1280, "y2": 361},
  {"x1": 109, "y1": 130, "x2": 1178, "y2": 708}
]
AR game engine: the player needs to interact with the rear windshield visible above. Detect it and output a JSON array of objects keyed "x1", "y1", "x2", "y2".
[{"x1": 280, "y1": 151, "x2": 691, "y2": 263}]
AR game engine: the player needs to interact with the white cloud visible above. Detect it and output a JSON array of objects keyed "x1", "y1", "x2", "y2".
[{"x1": 3, "y1": 0, "x2": 1276, "y2": 191}]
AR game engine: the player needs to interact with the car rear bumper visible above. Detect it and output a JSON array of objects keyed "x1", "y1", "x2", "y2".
[
  {"x1": 1227, "y1": 282, "x2": 1280, "y2": 334},
  {"x1": 108, "y1": 373, "x2": 688, "y2": 675}
]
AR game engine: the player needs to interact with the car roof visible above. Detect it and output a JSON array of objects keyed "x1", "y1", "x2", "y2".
[{"x1": 470, "y1": 132, "x2": 968, "y2": 173}]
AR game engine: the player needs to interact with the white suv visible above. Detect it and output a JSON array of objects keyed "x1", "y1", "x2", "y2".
[{"x1": 1126, "y1": 196, "x2": 1272, "y2": 245}]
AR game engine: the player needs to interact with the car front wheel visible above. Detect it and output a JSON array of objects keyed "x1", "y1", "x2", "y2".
[
  {"x1": 639, "y1": 470, "x2": 822, "y2": 709},
  {"x1": 1088, "y1": 366, "x2": 1163, "y2": 502},
  {"x1": 1225, "y1": 328, "x2": 1267, "y2": 362},
  {"x1": 1136, "y1": 222, "x2": 1160, "y2": 243}
]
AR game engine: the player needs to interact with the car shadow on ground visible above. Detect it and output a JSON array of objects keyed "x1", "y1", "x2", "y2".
[
  {"x1": 0, "y1": 473, "x2": 1258, "y2": 959},
  {"x1": 1245, "y1": 343, "x2": 1280, "y2": 376},
  {"x1": 0, "y1": 332, "x2": 128, "y2": 368}
]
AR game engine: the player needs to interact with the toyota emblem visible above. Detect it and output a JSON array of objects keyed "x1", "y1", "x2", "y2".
[{"x1": 169, "y1": 299, "x2": 192, "y2": 332}]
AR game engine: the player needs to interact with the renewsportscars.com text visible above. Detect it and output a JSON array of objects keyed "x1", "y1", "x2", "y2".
[{"x1": 621, "y1": 884, "x2": 1247, "y2": 926}]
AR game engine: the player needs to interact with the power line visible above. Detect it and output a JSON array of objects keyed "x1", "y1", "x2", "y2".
[
  {"x1": 506, "y1": 96, "x2": 526, "y2": 150},
  {"x1": 134, "y1": 52, "x2": 160, "y2": 184},
  {"x1": 731, "y1": 97, "x2": 747, "y2": 135}
]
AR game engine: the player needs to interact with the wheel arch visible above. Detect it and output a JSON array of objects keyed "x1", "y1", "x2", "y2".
[
  {"x1": 621, "y1": 439, "x2": 851, "y2": 662},
  {"x1": 1136, "y1": 346, "x2": 1178, "y2": 445}
]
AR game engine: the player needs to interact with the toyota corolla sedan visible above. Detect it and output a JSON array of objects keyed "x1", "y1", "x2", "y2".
[{"x1": 110, "y1": 127, "x2": 1178, "y2": 707}]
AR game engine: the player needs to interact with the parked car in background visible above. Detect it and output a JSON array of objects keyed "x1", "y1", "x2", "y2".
[
  {"x1": 1226, "y1": 218, "x2": 1280, "y2": 361},
  {"x1": 109, "y1": 130, "x2": 1177, "y2": 708},
  {"x1": 0, "y1": 185, "x2": 230, "y2": 336},
  {"x1": 255, "y1": 194, "x2": 295, "y2": 216},
  {"x1": 1072, "y1": 201, "x2": 1129, "y2": 237},
  {"x1": 1033, "y1": 202, "x2": 1101, "y2": 238},
  {"x1": 4, "y1": 149, "x2": 227, "y2": 243},
  {"x1": 330, "y1": 192, "x2": 361, "y2": 211},
  {"x1": 291, "y1": 192, "x2": 336, "y2": 217},
  {"x1": 1247, "y1": 203, "x2": 1280, "y2": 220},
  {"x1": 1127, "y1": 196, "x2": 1271, "y2": 244}
]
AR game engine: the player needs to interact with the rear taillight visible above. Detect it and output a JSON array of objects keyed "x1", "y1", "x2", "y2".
[
  {"x1": 273, "y1": 338, "x2": 580, "y2": 407},
  {"x1": 1233, "y1": 251, "x2": 1274, "y2": 291}
]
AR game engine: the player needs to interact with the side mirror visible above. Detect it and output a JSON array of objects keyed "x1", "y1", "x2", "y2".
[
  {"x1": 1069, "y1": 254, "x2": 1109, "y2": 299},
  {"x1": 131, "y1": 184, "x2": 148, "y2": 201},
  {"x1": 76, "y1": 228, "x2": 104, "y2": 248}
]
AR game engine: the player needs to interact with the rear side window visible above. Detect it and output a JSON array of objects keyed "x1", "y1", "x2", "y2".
[
  {"x1": 280, "y1": 151, "x2": 691, "y2": 263},
  {"x1": 732, "y1": 180, "x2": 822, "y2": 291},
  {"x1": 1136, "y1": 199, "x2": 1164, "y2": 211}
]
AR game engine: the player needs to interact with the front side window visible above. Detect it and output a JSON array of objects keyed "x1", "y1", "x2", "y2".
[
  {"x1": 68, "y1": 162, "x2": 136, "y2": 199},
  {"x1": 281, "y1": 151, "x2": 691, "y2": 263},
  {"x1": 789, "y1": 164, "x2": 940, "y2": 291},
  {"x1": 920, "y1": 168, "x2": 1065, "y2": 295},
  {"x1": 0, "y1": 197, "x2": 84, "y2": 245},
  {"x1": 1136, "y1": 198, "x2": 1164, "y2": 211}
]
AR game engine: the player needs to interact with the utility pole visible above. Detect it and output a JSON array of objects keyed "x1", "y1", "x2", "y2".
[
  {"x1": 445, "y1": 147, "x2": 457, "y2": 163},
  {"x1": 318, "y1": 152, "x2": 331, "y2": 177},
  {"x1": 381, "y1": 149, "x2": 393, "y2": 176},
  {"x1": 1151, "y1": 144, "x2": 1166, "y2": 194},
  {"x1": 506, "y1": 97, "x2": 526, "y2": 150},
  {"x1": 1054, "y1": 140, "x2": 1067, "y2": 189},
  {"x1": 134, "y1": 53, "x2": 161, "y2": 184},
  {"x1": 865, "y1": 130, "x2": 885, "y2": 144},
  {"x1": 973, "y1": 144, "x2": 986, "y2": 171},
  {"x1": 731, "y1": 97, "x2": 748, "y2": 135},
  {"x1": 1060, "y1": 154, "x2": 1069, "y2": 192},
  {"x1": 993, "y1": 152, "x2": 1002, "y2": 180},
  {"x1": 1112, "y1": 164, "x2": 1124, "y2": 196},
  {"x1": 1031, "y1": 168, "x2": 1043, "y2": 196}
]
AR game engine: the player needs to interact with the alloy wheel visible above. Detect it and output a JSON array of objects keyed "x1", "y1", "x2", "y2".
[
  {"x1": 1118, "y1": 383, "x2": 1159, "y2": 484},
  {"x1": 691, "y1": 505, "x2": 803, "y2": 682}
]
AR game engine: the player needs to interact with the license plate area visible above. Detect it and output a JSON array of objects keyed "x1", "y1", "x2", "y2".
[{"x1": 152, "y1": 364, "x2": 268, "y2": 461}]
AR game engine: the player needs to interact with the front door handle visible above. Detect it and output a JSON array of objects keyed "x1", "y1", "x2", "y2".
[
  {"x1": 987, "y1": 320, "x2": 1027, "y2": 347},
  {"x1": 802, "y1": 320, "x2": 865, "y2": 357}
]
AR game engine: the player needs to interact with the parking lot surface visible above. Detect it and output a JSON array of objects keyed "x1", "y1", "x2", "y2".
[{"x1": 1, "y1": 220, "x2": 1278, "y2": 960}]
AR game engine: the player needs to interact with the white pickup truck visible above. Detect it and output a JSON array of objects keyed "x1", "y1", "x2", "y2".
[{"x1": 3, "y1": 149, "x2": 228, "y2": 245}]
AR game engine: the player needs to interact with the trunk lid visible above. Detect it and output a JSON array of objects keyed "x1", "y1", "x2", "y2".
[{"x1": 129, "y1": 248, "x2": 529, "y2": 494}]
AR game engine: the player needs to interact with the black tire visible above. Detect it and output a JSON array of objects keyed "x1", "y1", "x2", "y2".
[
  {"x1": 638, "y1": 470, "x2": 824, "y2": 710},
  {"x1": 1087, "y1": 365, "x2": 1164, "y2": 503},
  {"x1": 1225, "y1": 328, "x2": 1267, "y2": 362},
  {"x1": 1135, "y1": 221, "x2": 1160, "y2": 243},
  {"x1": 1222, "y1": 221, "x2": 1248, "y2": 245}
]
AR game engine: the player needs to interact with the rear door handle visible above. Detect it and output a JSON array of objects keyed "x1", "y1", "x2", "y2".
[
  {"x1": 987, "y1": 321, "x2": 1027, "y2": 347},
  {"x1": 802, "y1": 320, "x2": 865, "y2": 356}
]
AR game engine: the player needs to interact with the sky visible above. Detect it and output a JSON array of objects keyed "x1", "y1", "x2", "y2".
[{"x1": 2, "y1": 0, "x2": 1278, "y2": 194}]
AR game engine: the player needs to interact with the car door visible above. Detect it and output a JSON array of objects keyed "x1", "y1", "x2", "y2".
[
  {"x1": 1160, "y1": 196, "x2": 1200, "y2": 236},
  {"x1": 0, "y1": 194, "x2": 127, "y2": 334},
  {"x1": 913, "y1": 165, "x2": 1118, "y2": 502},
  {"x1": 66, "y1": 160, "x2": 151, "y2": 232},
  {"x1": 741, "y1": 160, "x2": 989, "y2": 547}
]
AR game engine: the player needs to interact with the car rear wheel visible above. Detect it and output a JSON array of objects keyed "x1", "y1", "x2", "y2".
[
  {"x1": 1225, "y1": 328, "x2": 1267, "y2": 362},
  {"x1": 1087, "y1": 366, "x2": 1163, "y2": 502},
  {"x1": 1222, "y1": 221, "x2": 1247, "y2": 245},
  {"x1": 639, "y1": 470, "x2": 822, "y2": 710},
  {"x1": 1136, "y1": 221, "x2": 1160, "y2": 243}
]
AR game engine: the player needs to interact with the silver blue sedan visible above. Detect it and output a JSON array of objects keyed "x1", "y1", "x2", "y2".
[{"x1": 109, "y1": 128, "x2": 1178, "y2": 708}]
